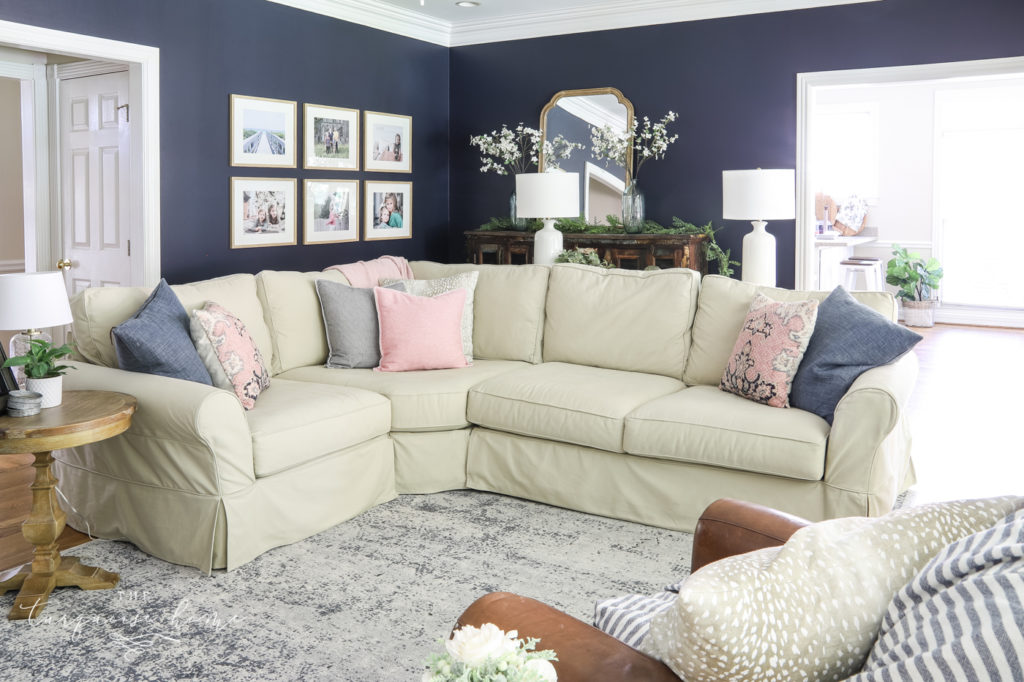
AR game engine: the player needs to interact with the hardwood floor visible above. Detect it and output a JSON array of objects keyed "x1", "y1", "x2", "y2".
[{"x1": 0, "y1": 323, "x2": 1020, "y2": 571}]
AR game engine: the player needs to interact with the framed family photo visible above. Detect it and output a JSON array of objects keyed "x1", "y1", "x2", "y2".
[
  {"x1": 304, "y1": 179, "x2": 359, "y2": 244},
  {"x1": 364, "y1": 111, "x2": 412, "y2": 173},
  {"x1": 230, "y1": 94, "x2": 297, "y2": 168},
  {"x1": 230, "y1": 177, "x2": 298, "y2": 248},
  {"x1": 364, "y1": 181, "x2": 411, "y2": 241},
  {"x1": 304, "y1": 103, "x2": 359, "y2": 171}
]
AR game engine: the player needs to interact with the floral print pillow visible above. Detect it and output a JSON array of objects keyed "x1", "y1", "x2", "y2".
[
  {"x1": 189, "y1": 302, "x2": 270, "y2": 410},
  {"x1": 719, "y1": 293, "x2": 819, "y2": 408}
]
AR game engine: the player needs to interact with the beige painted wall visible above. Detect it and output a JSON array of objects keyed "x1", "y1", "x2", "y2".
[{"x1": 0, "y1": 77, "x2": 24, "y2": 267}]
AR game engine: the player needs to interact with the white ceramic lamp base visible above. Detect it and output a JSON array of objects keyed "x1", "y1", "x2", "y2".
[
  {"x1": 741, "y1": 220, "x2": 776, "y2": 287},
  {"x1": 533, "y1": 219, "x2": 564, "y2": 266}
]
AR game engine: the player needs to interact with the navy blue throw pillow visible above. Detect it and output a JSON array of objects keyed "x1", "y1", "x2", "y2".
[
  {"x1": 790, "y1": 286, "x2": 921, "y2": 424},
  {"x1": 111, "y1": 279, "x2": 213, "y2": 384}
]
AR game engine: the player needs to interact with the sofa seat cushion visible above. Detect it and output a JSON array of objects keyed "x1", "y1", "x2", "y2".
[
  {"x1": 278, "y1": 360, "x2": 528, "y2": 432},
  {"x1": 468, "y1": 362, "x2": 684, "y2": 453},
  {"x1": 245, "y1": 378, "x2": 391, "y2": 477},
  {"x1": 623, "y1": 385, "x2": 830, "y2": 481}
]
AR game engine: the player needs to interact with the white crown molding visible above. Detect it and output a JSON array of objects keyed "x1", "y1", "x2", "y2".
[
  {"x1": 267, "y1": 0, "x2": 450, "y2": 46},
  {"x1": 268, "y1": 0, "x2": 881, "y2": 48},
  {"x1": 557, "y1": 97, "x2": 625, "y2": 131}
]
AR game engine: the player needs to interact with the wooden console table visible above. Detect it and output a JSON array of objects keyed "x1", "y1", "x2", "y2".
[
  {"x1": 465, "y1": 230, "x2": 708, "y2": 273},
  {"x1": 0, "y1": 390, "x2": 136, "y2": 620}
]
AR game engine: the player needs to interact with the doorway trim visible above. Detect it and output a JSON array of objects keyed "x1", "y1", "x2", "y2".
[
  {"x1": 0, "y1": 19, "x2": 160, "y2": 286},
  {"x1": 795, "y1": 55, "x2": 1024, "y2": 292}
]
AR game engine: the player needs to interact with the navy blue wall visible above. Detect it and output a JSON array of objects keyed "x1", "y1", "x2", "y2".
[
  {"x1": 0, "y1": 0, "x2": 449, "y2": 284},
  {"x1": 450, "y1": 0, "x2": 1024, "y2": 286}
]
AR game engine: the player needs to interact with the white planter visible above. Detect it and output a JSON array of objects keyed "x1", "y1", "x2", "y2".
[
  {"x1": 25, "y1": 375, "x2": 63, "y2": 408},
  {"x1": 902, "y1": 300, "x2": 936, "y2": 328}
]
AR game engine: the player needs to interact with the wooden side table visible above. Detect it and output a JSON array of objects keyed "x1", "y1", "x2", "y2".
[{"x1": 0, "y1": 390, "x2": 136, "y2": 620}]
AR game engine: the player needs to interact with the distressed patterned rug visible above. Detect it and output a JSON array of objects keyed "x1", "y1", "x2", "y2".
[{"x1": 0, "y1": 491, "x2": 693, "y2": 681}]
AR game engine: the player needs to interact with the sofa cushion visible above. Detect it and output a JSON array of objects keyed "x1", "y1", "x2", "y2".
[
  {"x1": 256, "y1": 269, "x2": 349, "y2": 374},
  {"x1": 468, "y1": 362, "x2": 684, "y2": 453},
  {"x1": 542, "y1": 265, "x2": 700, "y2": 380},
  {"x1": 683, "y1": 275, "x2": 897, "y2": 387},
  {"x1": 381, "y1": 271, "x2": 479, "y2": 363},
  {"x1": 410, "y1": 261, "x2": 549, "y2": 364},
  {"x1": 641, "y1": 497, "x2": 1024, "y2": 682},
  {"x1": 374, "y1": 287, "x2": 469, "y2": 372},
  {"x1": 278, "y1": 359, "x2": 528, "y2": 432},
  {"x1": 244, "y1": 378, "x2": 390, "y2": 478},
  {"x1": 70, "y1": 274, "x2": 272, "y2": 371},
  {"x1": 623, "y1": 385, "x2": 829, "y2": 481},
  {"x1": 110, "y1": 279, "x2": 213, "y2": 384},
  {"x1": 190, "y1": 302, "x2": 271, "y2": 410}
]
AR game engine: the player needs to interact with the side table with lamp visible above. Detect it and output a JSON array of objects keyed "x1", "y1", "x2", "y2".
[{"x1": 514, "y1": 172, "x2": 580, "y2": 265}]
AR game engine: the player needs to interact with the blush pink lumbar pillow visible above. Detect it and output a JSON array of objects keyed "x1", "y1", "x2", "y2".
[
  {"x1": 373, "y1": 286, "x2": 469, "y2": 372},
  {"x1": 719, "y1": 293, "x2": 819, "y2": 408},
  {"x1": 189, "y1": 302, "x2": 271, "y2": 410}
]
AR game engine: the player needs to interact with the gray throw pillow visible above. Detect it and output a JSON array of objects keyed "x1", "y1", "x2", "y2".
[
  {"x1": 110, "y1": 279, "x2": 213, "y2": 384},
  {"x1": 790, "y1": 286, "x2": 921, "y2": 423},
  {"x1": 316, "y1": 279, "x2": 403, "y2": 369}
]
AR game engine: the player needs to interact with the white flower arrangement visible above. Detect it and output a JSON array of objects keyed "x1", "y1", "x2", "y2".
[
  {"x1": 470, "y1": 124, "x2": 583, "y2": 176},
  {"x1": 590, "y1": 111, "x2": 679, "y2": 181},
  {"x1": 424, "y1": 622, "x2": 558, "y2": 682}
]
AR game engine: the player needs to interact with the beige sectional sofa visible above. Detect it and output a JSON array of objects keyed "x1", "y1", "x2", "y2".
[{"x1": 58, "y1": 262, "x2": 917, "y2": 572}]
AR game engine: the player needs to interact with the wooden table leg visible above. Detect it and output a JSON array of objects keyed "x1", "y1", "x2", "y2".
[{"x1": 0, "y1": 451, "x2": 118, "y2": 620}]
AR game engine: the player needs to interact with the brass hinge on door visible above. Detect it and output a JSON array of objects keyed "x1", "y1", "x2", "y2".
[{"x1": 128, "y1": 239, "x2": 131, "y2": 257}]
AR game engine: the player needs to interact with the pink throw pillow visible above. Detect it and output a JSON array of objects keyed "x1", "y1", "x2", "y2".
[
  {"x1": 373, "y1": 286, "x2": 469, "y2": 372},
  {"x1": 720, "y1": 293, "x2": 819, "y2": 408},
  {"x1": 189, "y1": 302, "x2": 271, "y2": 410}
]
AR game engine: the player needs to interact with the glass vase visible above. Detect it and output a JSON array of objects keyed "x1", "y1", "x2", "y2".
[
  {"x1": 509, "y1": 191, "x2": 528, "y2": 231},
  {"x1": 621, "y1": 181, "x2": 645, "y2": 234}
]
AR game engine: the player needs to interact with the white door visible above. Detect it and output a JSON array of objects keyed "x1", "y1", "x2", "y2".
[{"x1": 58, "y1": 71, "x2": 132, "y2": 295}]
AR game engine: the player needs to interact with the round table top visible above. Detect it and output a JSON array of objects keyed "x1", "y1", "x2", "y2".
[{"x1": 0, "y1": 390, "x2": 136, "y2": 454}]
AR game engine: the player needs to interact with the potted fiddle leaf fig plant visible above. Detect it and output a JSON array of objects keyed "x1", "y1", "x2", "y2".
[
  {"x1": 885, "y1": 245, "x2": 944, "y2": 328},
  {"x1": 2, "y1": 338, "x2": 75, "y2": 408}
]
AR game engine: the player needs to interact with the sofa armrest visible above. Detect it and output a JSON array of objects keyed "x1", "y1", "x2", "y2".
[
  {"x1": 691, "y1": 498, "x2": 811, "y2": 573},
  {"x1": 61, "y1": 361, "x2": 255, "y2": 495},
  {"x1": 824, "y1": 351, "x2": 919, "y2": 515},
  {"x1": 457, "y1": 592, "x2": 679, "y2": 682}
]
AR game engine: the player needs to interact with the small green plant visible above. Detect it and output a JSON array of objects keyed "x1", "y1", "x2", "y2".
[
  {"x1": 554, "y1": 247, "x2": 612, "y2": 268},
  {"x1": 886, "y1": 245, "x2": 943, "y2": 301},
  {"x1": 2, "y1": 339, "x2": 75, "y2": 379}
]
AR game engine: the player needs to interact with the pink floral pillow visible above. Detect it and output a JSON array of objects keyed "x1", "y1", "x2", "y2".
[
  {"x1": 373, "y1": 286, "x2": 468, "y2": 372},
  {"x1": 720, "y1": 293, "x2": 819, "y2": 408},
  {"x1": 189, "y1": 302, "x2": 271, "y2": 410}
]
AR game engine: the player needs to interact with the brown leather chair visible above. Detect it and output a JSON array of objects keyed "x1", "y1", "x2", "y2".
[{"x1": 456, "y1": 499, "x2": 811, "y2": 682}]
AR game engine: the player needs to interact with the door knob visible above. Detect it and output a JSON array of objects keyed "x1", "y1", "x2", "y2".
[{"x1": 56, "y1": 258, "x2": 72, "y2": 271}]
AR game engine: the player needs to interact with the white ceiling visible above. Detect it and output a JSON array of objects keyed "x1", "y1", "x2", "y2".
[{"x1": 269, "y1": 0, "x2": 881, "y2": 47}]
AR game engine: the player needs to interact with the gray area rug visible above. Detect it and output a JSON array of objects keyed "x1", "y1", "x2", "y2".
[{"x1": 0, "y1": 491, "x2": 693, "y2": 681}]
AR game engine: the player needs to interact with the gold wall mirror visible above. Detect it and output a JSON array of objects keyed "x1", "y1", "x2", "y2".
[{"x1": 539, "y1": 88, "x2": 634, "y2": 224}]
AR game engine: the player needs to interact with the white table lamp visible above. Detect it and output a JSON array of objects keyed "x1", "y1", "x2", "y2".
[
  {"x1": 722, "y1": 169, "x2": 795, "y2": 286},
  {"x1": 515, "y1": 172, "x2": 580, "y2": 266},
  {"x1": 0, "y1": 271, "x2": 74, "y2": 385}
]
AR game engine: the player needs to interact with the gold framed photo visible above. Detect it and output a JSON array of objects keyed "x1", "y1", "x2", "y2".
[
  {"x1": 363, "y1": 111, "x2": 411, "y2": 173},
  {"x1": 230, "y1": 177, "x2": 298, "y2": 249},
  {"x1": 304, "y1": 103, "x2": 359, "y2": 171},
  {"x1": 230, "y1": 94, "x2": 297, "y2": 168},
  {"x1": 364, "y1": 181, "x2": 411, "y2": 241},
  {"x1": 303, "y1": 179, "x2": 359, "y2": 244}
]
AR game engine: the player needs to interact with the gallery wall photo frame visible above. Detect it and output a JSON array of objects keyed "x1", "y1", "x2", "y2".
[
  {"x1": 304, "y1": 179, "x2": 359, "y2": 245},
  {"x1": 304, "y1": 103, "x2": 360, "y2": 171},
  {"x1": 230, "y1": 94, "x2": 297, "y2": 168},
  {"x1": 364, "y1": 111, "x2": 412, "y2": 173},
  {"x1": 365, "y1": 181, "x2": 412, "y2": 241},
  {"x1": 230, "y1": 177, "x2": 298, "y2": 249}
]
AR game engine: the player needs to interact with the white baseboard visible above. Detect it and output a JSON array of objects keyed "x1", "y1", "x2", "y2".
[
  {"x1": 934, "y1": 304, "x2": 1024, "y2": 329},
  {"x1": 0, "y1": 259, "x2": 25, "y2": 274}
]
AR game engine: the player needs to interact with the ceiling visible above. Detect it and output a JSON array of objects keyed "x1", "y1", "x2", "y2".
[{"x1": 269, "y1": 0, "x2": 881, "y2": 47}]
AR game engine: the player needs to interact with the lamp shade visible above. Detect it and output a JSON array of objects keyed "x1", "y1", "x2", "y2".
[
  {"x1": 515, "y1": 173, "x2": 580, "y2": 218},
  {"x1": 722, "y1": 169, "x2": 795, "y2": 220},
  {"x1": 0, "y1": 271, "x2": 74, "y2": 331}
]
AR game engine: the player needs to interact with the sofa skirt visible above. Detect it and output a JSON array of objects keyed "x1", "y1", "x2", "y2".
[
  {"x1": 393, "y1": 429, "x2": 470, "y2": 494},
  {"x1": 54, "y1": 434, "x2": 396, "y2": 572}
]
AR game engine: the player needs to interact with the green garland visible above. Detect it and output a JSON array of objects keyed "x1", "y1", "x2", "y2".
[{"x1": 478, "y1": 214, "x2": 739, "y2": 277}]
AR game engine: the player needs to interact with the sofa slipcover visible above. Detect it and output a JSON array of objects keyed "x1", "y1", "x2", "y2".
[
  {"x1": 468, "y1": 362, "x2": 684, "y2": 453},
  {"x1": 624, "y1": 385, "x2": 830, "y2": 481}
]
